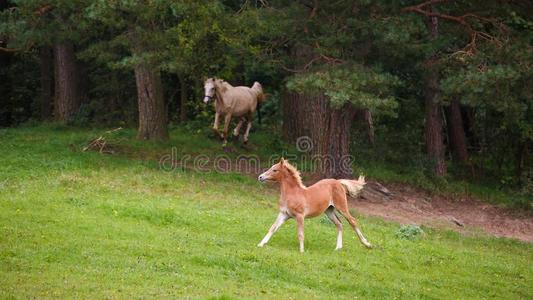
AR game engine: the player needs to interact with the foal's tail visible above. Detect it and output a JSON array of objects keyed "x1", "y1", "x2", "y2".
[{"x1": 339, "y1": 176, "x2": 366, "y2": 198}]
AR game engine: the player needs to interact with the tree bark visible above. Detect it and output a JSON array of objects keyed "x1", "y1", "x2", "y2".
[
  {"x1": 282, "y1": 92, "x2": 356, "y2": 178},
  {"x1": 178, "y1": 73, "x2": 187, "y2": 123},
  {"x1": 325, "y1": 105, "x2": 357, "y2": 178},
  {"x1": 446, "y1": 99, "x2": 469, "y2": 164},
  {"x1": 134, "y1": 63, "x2": 168, "y2": 141},
  {"x1": 515, "y1": 142, "x2": 528, "y2": 182},
  {"x1": 357, "y1": 109, "x2": 375, "y2": 145},
  {"x1": 39, "y1": 46, "x2": 53, "y2": 120},
  {"x1": 424, "y1": 9, "x2": 447, "y2": 176},
  {"x1": 53, "y1": 41, "x2": 81, "y2": 122}
]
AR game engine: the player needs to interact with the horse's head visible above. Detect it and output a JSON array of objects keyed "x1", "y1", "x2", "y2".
[
  {"x1": 259, "y1": 158, "x2": 305, "y2": 186},
  {"x1": 258, "y1": 158, "x2": 289, "y2": 183},
  {"x1": 203, "y1": 78, "x2": 216, "y2": 104}
]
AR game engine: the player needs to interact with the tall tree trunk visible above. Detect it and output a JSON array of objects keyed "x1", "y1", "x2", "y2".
[
  {"x1": 282, "y1": 92, "x2": 356, "y2": 178},
  {"x1": 282, "y1": 15, "x2": 357, "y2": 178},
  {"x1": 325, "y1": 105, "x2": 357, "y2": 178},
  {"x1": 53, "y1": 41, "x2": 81, "y2": 122},
  {"x1": 39, "y1": 46, "x2": 53, "y2": 120},
  {"x1": 424, "y1": 10, "x2": 447, "y2": 176},
  {"x1": 424, "y1": 82, "x2": 446, "y2": 176},
  {"x1": 178, "y1": 73, "x2": 187, "y2": 123},
  {"x1": 515, "y1": 142, "x2": 528, "y2": 183},
  {"x1": 446, "y1": 99, "x2": 469, "y2": 164},
  {"x1": 358, "y1": 109, "x2": 375, "y2": 145},
  {"x1": 134, "y1": 63, "x2": 168, "y2": 141}
]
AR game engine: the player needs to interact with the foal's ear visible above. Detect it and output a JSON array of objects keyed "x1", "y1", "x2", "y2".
[{"x1": 279, "y1": 157, "x2": 285, "y2": 165}]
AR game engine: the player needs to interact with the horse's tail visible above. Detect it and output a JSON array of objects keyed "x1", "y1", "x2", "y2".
[
  {"x1": 339, "y1": 176, "x2": 366, "y2": 198},
  {"x1": 257, "y1": 102, "x2": 262, "y2": 125},
  {"x1": 257, "y1": 92, "x2": 266, "y2": 103},
  {"x1": 252, "y1": 81, "x2": 267, "y2": 103}
]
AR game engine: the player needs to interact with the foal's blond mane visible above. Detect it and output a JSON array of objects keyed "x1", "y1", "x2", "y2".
[{"x1": 283, "y1": 161, "x2": 306, "y2": 188}]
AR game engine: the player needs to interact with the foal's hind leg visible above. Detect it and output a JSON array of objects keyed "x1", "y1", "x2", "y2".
[
  {"x1": 295, "y1": 214, "x2": 305, "y2": 253},
  {"x1": 338, "y1": 207, "x2": 372, "y2": 248},
  {"x1": 333, "y1": 192, "x2": 372, "y2": 248},
  {"x1": 325, "y1": 206, "x2": 343, "y2": 250}
]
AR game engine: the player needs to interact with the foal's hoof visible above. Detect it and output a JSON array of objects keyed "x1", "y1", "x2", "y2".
[{"x1": 257, "y1": 243, "x2": 264, "y2": 248}]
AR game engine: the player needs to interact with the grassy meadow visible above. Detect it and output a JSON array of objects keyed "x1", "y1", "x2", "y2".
[{"x1": 0, "y1": 126, "x2": 531, "y2": 299}]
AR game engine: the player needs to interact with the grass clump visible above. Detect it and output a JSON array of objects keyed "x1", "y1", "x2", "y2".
[{"x1": 396, "y1": 225, "x2": 425, "y2": 241}]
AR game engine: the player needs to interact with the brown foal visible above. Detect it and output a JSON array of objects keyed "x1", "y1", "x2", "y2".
[{"x1": 257, "y1": 158, "x2": 372, "y2": 252}]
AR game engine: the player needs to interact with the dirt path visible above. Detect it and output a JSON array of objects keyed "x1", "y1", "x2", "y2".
[{"x1": 349, "y1": 183, "x2": 533, "y2": 242}]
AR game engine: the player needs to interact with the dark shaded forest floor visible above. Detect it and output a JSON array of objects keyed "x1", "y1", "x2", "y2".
[{"x1": 348, "y1": 182, "x2": 533, "y2": 242}]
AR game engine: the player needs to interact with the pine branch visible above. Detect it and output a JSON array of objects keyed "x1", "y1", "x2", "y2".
[{"x1": 402, "y1": 1, "x2": 506, "y2": 56}]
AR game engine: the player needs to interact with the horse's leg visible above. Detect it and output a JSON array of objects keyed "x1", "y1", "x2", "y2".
[
  {"x1": 295, "y1": 214, "x2": 305, "y2": 253},
  {"x1": 213, "y1": 112, "x2": 220, "y2": 131},
  {"x1": 333, "y1": 190, "x2": 372, "y2": 248},
  {"x1": 258, "y1": 212, "x2": 289, "y2": 247},
  {"x1": 325, "y1": 206, "x2": 343, "y2": 250},
  {"x1": 233, "y1": 118, "x2": 244, "y2": 137},
  {"x1": 243, "y1": 116, "x2": 253, "y2": 144},
  {"x1": 337, "y1": 206, "x2": 372, "y2": 248},
  {"x1": 213, "y1": 112, "x2": 222, "y2": 138},
  {"x1": 222, "y1": 113, "x2": 232, "y2": 146}
]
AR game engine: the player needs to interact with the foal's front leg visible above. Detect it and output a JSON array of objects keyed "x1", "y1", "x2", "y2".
[{"x1": 258, "y1": 212, "x2": 289, "y2": 247}]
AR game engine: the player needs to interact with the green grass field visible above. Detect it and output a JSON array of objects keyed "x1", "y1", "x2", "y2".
[{"x1": 1, "y1": 126, "x2": 531, "y2": 299}]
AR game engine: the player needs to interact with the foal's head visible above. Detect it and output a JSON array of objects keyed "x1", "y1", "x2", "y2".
[{"x1": 258, "y1": 158, "x2": 304, "y2": 187}]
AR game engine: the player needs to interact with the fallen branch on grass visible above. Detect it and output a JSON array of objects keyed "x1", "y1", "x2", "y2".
[
  {"x1": 83, "y1": 127, "x2": 122, "y2": 154},
  {"x1": 360, "y1": 181, "x2": 393, "y2": 201}
]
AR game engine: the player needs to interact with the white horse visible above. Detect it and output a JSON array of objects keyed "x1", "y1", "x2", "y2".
[{"x1": 203, "y1": 78, "x2": 265, "y2": 146}]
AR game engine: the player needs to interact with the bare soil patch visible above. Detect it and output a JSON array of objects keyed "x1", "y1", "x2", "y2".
[{"x1": 349, "y1": 182, "x2": 533, "y2": 242}]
